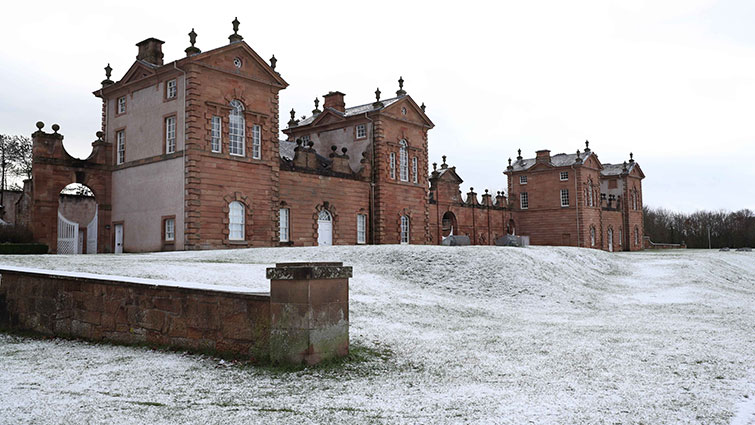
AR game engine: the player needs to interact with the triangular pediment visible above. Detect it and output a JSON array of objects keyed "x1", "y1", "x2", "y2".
[
  {"x1": 583, "y1": 154, "x2": 603, "y2": 170},
  {"x1": 529, "y1": 161, "x2": 555, "y2": 171},
  {"x1": 118, "y1": 61, "x2": 157, "y2": 85},
  {"x1": 629, "y1": 163, "x2": 645, "y2": 179},
  {"x1": 189, "y1": 41, "x2": 288, "y2": 88},
  {"x1": 438, "y1": 167, "x2": 464, "y2": 184},
  {"x1": 382, "y1": 96, "x2": 434, "y2": 128},
  {"x1": 310, "y1": 109, "x2": 347, "y2": 127}
]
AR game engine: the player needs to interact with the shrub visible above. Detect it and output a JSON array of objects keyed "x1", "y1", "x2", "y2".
[
  {"x1": 0, "y1": 225, "x2": 35, "y2": 243},
  {"x1": 0, "y1": 243, "x2": 48, "y2": 254}
]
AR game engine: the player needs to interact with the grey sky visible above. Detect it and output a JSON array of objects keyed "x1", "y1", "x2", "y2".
[{"x1": 1, "y1": 0, "x2": 753, "y2": 212}]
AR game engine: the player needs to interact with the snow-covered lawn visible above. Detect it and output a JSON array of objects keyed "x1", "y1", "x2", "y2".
[{"x1": 0, "y1": 246, "x2": 753, "y2": 424}]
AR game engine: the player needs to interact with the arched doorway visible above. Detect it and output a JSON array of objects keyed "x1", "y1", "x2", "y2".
[
  {"x1": 58, "y1": 183, "x2": 97, "y2": 254},
  {"x1": 507, "y1": 219, "x2": 516, "y2": 235},
  {"x1": 317, "y1": 209, "x2": 332, "y2": 246},
  {"x1": 441, "y1": 211, "x2": 457, "y2": 238}
]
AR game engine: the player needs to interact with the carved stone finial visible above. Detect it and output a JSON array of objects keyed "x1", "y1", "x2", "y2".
[
  {"x1": 508, "y1": 157, "x2": 512, "y2": 166},
  {"x1": 585, "y1": 140, "x2": 590, "y2": 151},
  {"x1": 396, "y1": 76, "x2": 407, "y2": 96},
  {"x1": 229, "y1": 17, "x2": 243, "y2": 43},
  {"x1": 296, "y1": 138, "x2": 302, "y2": 146},
  {"x1": 342, "y1": 147, "x2": 348, "y2": 155},
  {"x1": 421, "y1": 102, "x2": 426, "y2": 112},
  {"x1": 629, "y1": 152, "x2": 634, "y2": 162},
  {"x1": 442, "y1": 155, "x2": 447, "y2": 166},
  {"x1": 470, "y1": 187, "x2": 474, "y2": 192},
  {"x1": 373, "y1": 87, "x2": 383, "y2": 108},
  {"x1": 101, "y1": 63, "x2": 114, "y2": 87},
  {"x1": 290, "y1": 108, "x2": 296, "y2": 120},
  {"x1": 331, "y1": 145, "x2": 337, "y2": 152},
  {"x1": 270, "y1": 55, "x2": 277, "y2": 70},
  {"x1": 288, "y1": 108, "x2": 298, "y2": 127},
  {"x1": 623, "y1": 161, "x2": 628, "y2": 171},
  {"x1": 185, "y1": 29, "x2": 201, "y2": 56},
  {"x1": 36, "y1": 121, "x2": 44, "y2": 130},
  {"x1": 432, "y1": 162, "x2": 437, "y2": 171},
  {"x1": 312, "y1": 98, "x2": 321, "y2": 114},
  {"x1": 485, "y1": 189, "x2": 489, "y2": 194},
  {"x1": 375, "y1": 87, "x2": 381, "y2": 102},
  {"x1": 517, "y1": 149, "x2": 522, "y2": 160},
  {"x1": 96, "y1": 131, "x2": 103, "y2": 141},
  {"x1": 307, "y1": 140, "x2": 314, "y2": 148},
  {"x1": 52, "y1": 124, "x2": 60, "y2": 133}
]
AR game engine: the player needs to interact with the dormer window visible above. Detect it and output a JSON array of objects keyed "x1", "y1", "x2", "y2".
[
  {"x1": 356, "y1": 124, "x2": 366, "y2": 139},
  {"x1": 560, "y1": 171, "x2": 568, "y2": 181},
  {"x1": 166, "y1": 79, "x2": 177, "y2": 99},
  {"x1": 117, "y1": 96, "x2": 126, "y2": 114},
  {"x1": 520, "y1": 175, "x2": 528, "y2": 185}
]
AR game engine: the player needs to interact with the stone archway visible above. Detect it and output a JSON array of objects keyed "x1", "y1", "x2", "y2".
[
  {"x1": 28, "y1": 124, "x2": 112, "y2": 253},
  {"x1": 441, "y1": 211, "x2": 457, "y2": 237}
]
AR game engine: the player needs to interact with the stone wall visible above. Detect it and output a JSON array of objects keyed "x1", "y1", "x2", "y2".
[{"x1": 0, "y1": 262, "x2": 351, "y2": 365}]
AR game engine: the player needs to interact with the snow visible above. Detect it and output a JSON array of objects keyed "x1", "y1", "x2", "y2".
[{"x1": 0, "y1": 246, "x2": 753, "y2": 424}]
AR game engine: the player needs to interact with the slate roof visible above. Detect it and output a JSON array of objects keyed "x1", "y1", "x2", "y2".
[
  {"x1": 508, "y1": 151, "x2": 593, "y2": 172},
  {"x1": 279, "y1": 139, "x2": 296, "y2": 160},
  {"x1": 600, "y1": 162, "x2": 635, "y2": 176},
  {"x1": 289, "y1": 96, "x2": 403, "y2": 128}
]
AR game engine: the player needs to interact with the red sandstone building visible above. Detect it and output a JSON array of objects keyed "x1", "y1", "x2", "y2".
[{"x1": 22, "y1": 19, "x2": 644, "y2": 253}]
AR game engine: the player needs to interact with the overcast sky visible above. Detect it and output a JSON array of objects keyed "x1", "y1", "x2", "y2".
[{"x1": 1, "y1": 0, "x2": 753, "y2": 212}]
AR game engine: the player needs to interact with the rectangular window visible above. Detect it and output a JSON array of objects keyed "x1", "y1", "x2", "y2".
[
  {"x1": 252, "y1": 125, "x2": 261, "y2": 159},
  {"x1": 520, "y1": 175, "x2": 527, "y2": 184},
  {"x1": 560, "y1": 171, "x2": 568, "y2": 181},
  {"x1": 390, "y1": 152, "x2": 396, "y2": 179},
  {"x1": 165, "y1": 116, "x2": 176, "y2": 154},
  {"x1": 116, "y1": 130, "x2": 125, "y2": 164},
  {"x1": 301, "y1": 135, "x2": 311, "y2": 144},
  {"x1": 520, "y1": 192, "x2": 528, "y2": 209},
  {"x1": 211, "y1": 116, "x2": 221, "y2": 152},
  {"x1": 356, "y1": 124, "x2": 366, "y2": 139},
  {"x1": 357, "y1": 214, "x2": 367, "y2": 244},
  {"x1": 279, "y1": 208, "x2": 289, "y2": 242},
  {"x1": 166, "y1": 79, "x2": 177, "y2": 99},
  {"x1": 412, "y1": 157, "x2": 418, "y2": 184},
  {"x1": 560, "y1": 189, "x2": 569, "y2": 207},
  {"x1": 229, "y1": 115, "x2": 244, "y2": 156},
  {"x1": 164, "y1": 218, "x2": 175, "y2": 242},
  {"x1": 117, "y1": 96, "x2": 126, "y2": 114}
]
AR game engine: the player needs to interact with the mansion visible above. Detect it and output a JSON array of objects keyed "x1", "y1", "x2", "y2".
[{"x1": 23, "y1": 19, "x2": 644, "y2": 254}]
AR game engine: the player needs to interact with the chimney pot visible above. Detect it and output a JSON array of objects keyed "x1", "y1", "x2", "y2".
[
  {"x1": 535, "y1": 149, "x2": 551, "y2": 164},
  {"x1": 322, "y1": 91, "x2": 346, "y2": 113},
  {"x1": 136, "y1": 38, "x2": 165, "y2": 66}
]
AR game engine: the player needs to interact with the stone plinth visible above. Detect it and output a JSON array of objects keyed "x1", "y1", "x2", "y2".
[{"x1": 267, "y1": 262, "x2": 351, "y2": 365}]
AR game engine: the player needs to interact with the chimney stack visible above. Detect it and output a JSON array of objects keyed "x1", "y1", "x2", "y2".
[
  {"x1": 323, "y1": 91, "x2": 346, "y2": 113},
  {"x1": 136, "y1": 38, "x2": 165, "y2": 66},
  {"x1": 535, "y1": 149, "x2": 551, "y2": 164}
]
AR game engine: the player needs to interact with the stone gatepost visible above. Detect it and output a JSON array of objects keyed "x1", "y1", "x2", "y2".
[{"x1": 267, "y1": 262, "x2": 351, "y2": 365}]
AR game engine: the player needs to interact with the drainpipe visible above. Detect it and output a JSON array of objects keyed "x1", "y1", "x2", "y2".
[
  {"x1": 364, "y1": 112, "x2": 375, "y2": 244},
  {"x1": 572, "y1": 164, "x2": 580, "y2": 247},
  {"x1": 174, "y1": 62, "x2": 187, "y2": 250}
]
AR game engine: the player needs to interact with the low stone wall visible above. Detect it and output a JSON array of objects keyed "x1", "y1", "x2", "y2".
[{"x1": 0, "y1": 262, "x2": 351, "y2": 365}]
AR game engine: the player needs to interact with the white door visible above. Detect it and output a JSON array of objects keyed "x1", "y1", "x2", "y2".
[
  {"x1": 114, "y1": 224, "x2": 123, "y2": 254},
  {"x1": 317, "y1": 210, "x2": 332, "y2": 246},
  {"x1": 608, "y1": 229, "x2": 614, "y2": 252},
  {"x1": 86, "y1": 205, "x2": 98, "y2": 254},
  {"x1": 57, "y1": 212, "x2": 79, "y2": 255},
  {"x1": 77, "y1": 230, "x2": 84, "y2": 254}
]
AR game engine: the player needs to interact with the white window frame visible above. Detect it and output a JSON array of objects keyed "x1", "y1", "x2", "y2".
[
  {"x1": 399, "y1": 140, "x2": 409, "y2": 182},
  {"x1": 412, "y1": 157, "x2": 418, "y2": 184},
  {"x1": 211, "y1": 116, "x2": 222, "y2": 152},
  {"x1": 400, "y1": 215, "x2": 410, "y2": 244},
  {"x1": 356, "y1": 124, "x2": 366, "y2": 139},
  {"x1": 520, "y1": 192, "x2": 528, "y2": 209},
  {"x1": 560, "y1": 171, "x2": 568, "y2": 181},
  {"x1": 165, "y1": 116, "x2": 176, "y2": 154},
  {"x1": 229, "y1": 201, "x2": 245, "y2": 241},
  {"x1": 165, "y1": 218, "x2": 175, "y2": 242},
  {"x1": 279, "y1": 208, "x2": 289, "y2": 242},
  {"x1": 229, "y1": 100, "x2": 245, "y2": 156},
  {"x1": 117, "y1": 96, "x2": 126, "y2": 114},
  {"x1": 560, "y1": 189, "x2": 569, "y2": 207},
  {"x1": 166, "y1": 79, "x2": 177, "y2": 99},
  {"x1": 520, "y1": 175, "x2": 527, "y2": 185},
  {"x1": 252, "y1": 124, "x2": 261, "y2": 159},
  {"x1": 116, "y1": 130, "x2": 125, "y2": 165},
  {"x1": 390, "y1": 152, "x2": 396, "y2": 179},
  {"x1": 357, "y1": 214, "x2": 367, "y2": 244}
]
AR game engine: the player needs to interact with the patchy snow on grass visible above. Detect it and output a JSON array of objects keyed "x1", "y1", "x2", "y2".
[{"x1": 0, "y1": 246, "x2": 753, "y2": 424}]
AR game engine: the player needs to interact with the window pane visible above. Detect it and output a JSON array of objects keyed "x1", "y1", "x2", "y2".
[
  {"x1": 412, "y1": 157, "x2": 418, "y2": 184},
  {"x1": 229, "y1": 201, "x2": 245, "y2": 240},
  {"x1": 117, "y1": 131, "x2": 125, "y2": 164},
  {"x1": 400, "y1": 215, "x2": 409, "y2": 243},
  {"x1": 211, "y1": 116, "x2": 221, "y2": 152},
  {"x1": 229, "y1": 100, "x2": 245, "y2": 156},
  {"x1": 165, "y1": 218, "x2": 175, "y2": 241},
  {"x1": 252, "y1": 125, "x2": 261, "y2": 159},
  {"x1": 357, "y1": 214, "x2": 366, "y2": 244},
  {"x1": 279, "y1": 208, "x2": 289, "y2": 242},
  {"x1": 390, "y1": 153, "x2": 396, "y2": 179},
  {"x1": 166, "y1": 116, "x2": 176, "y2": 153},
  {"x1": 399, "y1": 140, "x2": 408, "y2": 181}
]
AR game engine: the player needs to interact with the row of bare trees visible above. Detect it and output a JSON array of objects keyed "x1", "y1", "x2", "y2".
[
  {"x1": 0, "y1": 134, "x2": 33, "y2": 206},
  {"x1": 643, "y1": 206, "x2": 755, "y2": 249}
]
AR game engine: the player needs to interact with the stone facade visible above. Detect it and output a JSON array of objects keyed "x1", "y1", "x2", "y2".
[{"x1": 22, "y1": 20, "x2": 645, "y2": 253}]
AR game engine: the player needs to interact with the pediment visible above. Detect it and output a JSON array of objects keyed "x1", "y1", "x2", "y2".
[
  {"x1": 583, "y1": 154, "x2": 603, "y2": 169},
  {"x1": 118, "y1": 61, "x2": 157, "y2": 85},
  {"x1": 529, "y1": 162, "x2": 554, "y2": 171},
  {"x1": 438, "y1": 167, "x2": 464, "y2": 184},
  {"x1": 191, "y1": 42, "x2": 288, "y2": 88},
  {"x1": 630, "y1": 163, "x2": 645, "y2": 179},
  {"x1": 310, "y1": 110, "x2": 346, "y2": 127},
  {"x1": 383, "y1": 96, "x2": 434, "y2": 128}
]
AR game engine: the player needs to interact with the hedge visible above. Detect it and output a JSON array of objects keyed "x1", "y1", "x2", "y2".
[{"x1": 0, "y1": 243, "x2": 49, "y2": 255}]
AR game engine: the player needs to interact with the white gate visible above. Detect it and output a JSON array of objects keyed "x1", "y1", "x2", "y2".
[
  {"x1": 86, "y1": 206, "x2": 98, "y2": 254},
  {"x1": 317, "y1": 210, "x2": 332, "y2": 246},
  {"x1": 57, "y1": 212, "x2": 79, "y2": 255}
]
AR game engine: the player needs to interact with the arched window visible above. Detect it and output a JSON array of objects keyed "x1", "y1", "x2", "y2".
[
  {"x1": 229, "y1": 100, "x2": 245, "y2": 156},
  {"x1": 229, "y1": 201, "x2": 245, "y2": 240},
  {"x1": 400, "y1": 215, "x2": 410, "y2": 244},
  {"x1": 619, "y1": 228, "x2": 623, "y2": 246},
  {"x1": 399, "y1": 140, "x2": 408, "y2": 182},
  {"x1": 634, "y1": 226, "x2": 640, "y2": 246},
  {"x1": 607, "y1": 227, "x2": 613, "y2": 252},
  {"x1": 590, "y1": 226, "x2": 596, "y2": 247},
  {"x1": 587, "y1": 182, "x2": 594, "y2": 207}
]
